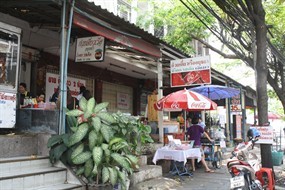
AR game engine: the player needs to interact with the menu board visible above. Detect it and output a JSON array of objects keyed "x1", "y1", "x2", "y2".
[{"x1": 0, "y1": 92, "x2": 16, "y2": 128}]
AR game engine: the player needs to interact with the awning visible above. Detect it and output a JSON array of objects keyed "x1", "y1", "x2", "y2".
[{"x1": 73, "y1": 12, "x2": 161, "y2": 58}]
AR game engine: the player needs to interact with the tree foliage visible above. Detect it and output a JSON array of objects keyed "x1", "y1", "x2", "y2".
[
  {"x1": 136, "y1": 0, "x2": 214, "y2": 54},
  {"x1": 137, "y1": 0, "x2": 285, "y2": 118}
]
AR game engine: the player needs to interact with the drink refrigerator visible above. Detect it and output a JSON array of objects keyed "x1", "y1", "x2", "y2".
[{"x1": 0, "y1": 21, "x2": 21, "y2": 128}]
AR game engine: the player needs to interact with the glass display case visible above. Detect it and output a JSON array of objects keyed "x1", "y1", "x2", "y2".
[{"x1": 0, "y1": 21, "x2": 21, "y2": 128}]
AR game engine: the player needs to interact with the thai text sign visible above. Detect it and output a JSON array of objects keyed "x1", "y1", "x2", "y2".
[
  {"x1": 0, "y1": 92, "x2": 16, "y2": 128},
  {"x1": 75, "y1": 36, "x2": 105, "y2": 62},
  {"x1": 231, "y1": 94, "x2": 241, "y2": 112},
  {"x1": 45, "y1": 73, "x2": 86, "y2": 102},
  {"x1": 170, "y1": 56, "x2": 211, "y2": 87},
  {"x1": 251, "y1": 126, "x2": 273, "y2": 144},
  {"x1": 117, "y1": 92, "x2": 130, "y2": 109}
]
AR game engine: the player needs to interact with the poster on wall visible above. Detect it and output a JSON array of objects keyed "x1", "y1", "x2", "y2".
[
  {"x1": 0, "y1": 92, "x2": 16, "y2": 128},
  {"x1": 170, "y1": 56, "x2": 211, "y2": 87},
  {"x1": 75, "y1": 36, "x2": 105, "y2": 62},
  {"x1": 117, "y1": 92, "x2": 130, "y2": 109},
  {"x1": 45, "y1": 73, "x2": 86, "y2": 103},
  {"x1": 231, "y1": 94, "x2": 241, "y2": 112}
]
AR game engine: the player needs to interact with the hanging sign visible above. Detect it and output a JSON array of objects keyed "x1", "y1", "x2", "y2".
[
  {"x1": 75, "y1": 36, "x2": 105, "y2": 62},
  {"x1": 170, "y1": 56, "x2": 211, "y2": 87}
]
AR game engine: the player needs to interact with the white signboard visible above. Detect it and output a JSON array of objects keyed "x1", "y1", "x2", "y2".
[
  {"x1": 45, "y1": 73, "x2": 86, "y2": 102},
  {"x1": 117, "y1": 92, "x2": 130, "y2": 109},
  {"x1": 75, "y1": 36, "x2": 105, "y2": 62},
  {"x1": 251, "y1": 126, "x2": 273, "y2": 144},
  {"x1": 170, "y1": 55, "x2": 211, "y2": 73},
  {"x1": 0, "y1": 92, "x2": 16, "y2": 128}
]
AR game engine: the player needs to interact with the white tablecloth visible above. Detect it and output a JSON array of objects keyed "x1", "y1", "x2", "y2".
[{"x1": 152, "y1": 147, "x2": 201, "y2": 165}]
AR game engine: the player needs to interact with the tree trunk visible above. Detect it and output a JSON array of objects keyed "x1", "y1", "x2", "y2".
[{"x1": 251, "y1": 0, "x2": 273, "y2": 168}]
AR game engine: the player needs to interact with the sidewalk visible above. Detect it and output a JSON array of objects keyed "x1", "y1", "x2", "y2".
[{"x1": 162, "y1": 146, "x2": 285, "y2": 190}]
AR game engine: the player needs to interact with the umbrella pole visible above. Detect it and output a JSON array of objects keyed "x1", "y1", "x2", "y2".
[{"x1": 184, "y1": 109, "x2": 187, "y2": 140}]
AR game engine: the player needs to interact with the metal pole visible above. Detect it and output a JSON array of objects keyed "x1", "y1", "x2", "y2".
[
  {"x1": 59, "y1": 0, "x2": 75, "y2": 134},
  {"x1": 63, "y1": 0, "x2": 75, "y2": 134},
  {"x1": 59, "y1": 0, "x2": 67, "y2": 135},
  {"x1": 157, "y1": 59, "x2": 164, "y2": 144}
]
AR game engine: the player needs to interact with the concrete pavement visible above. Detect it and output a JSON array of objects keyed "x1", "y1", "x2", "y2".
[
  {"x1": 134, "y1": 145, "x2": 285, "y2": 190},
  {"x1": 165, "y1": 163, "x2": 231, "y2": 190},
  {"x1": 162, "y1": 146, "x2": 285, "y2": 190}
]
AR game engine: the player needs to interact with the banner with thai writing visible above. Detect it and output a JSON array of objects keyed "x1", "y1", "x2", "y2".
[
  {"x1": 170, "y1": 56, "x2": 211, "y2": 87},
  {"x1": 45, "y1": 73, "x2": 86, "y2": 102},
  {"x1": 75, "y1": 36, "x2": 105, "y2": 62},
  {"x1": 0, "y1": 92, "x2": 16, "y2": 128},
  {"x1": 250, "y1": 126, "x2": 273, "y2": 144},
  {"x1": 231, "y1": 94, "x2": 241, "y2": 112}
]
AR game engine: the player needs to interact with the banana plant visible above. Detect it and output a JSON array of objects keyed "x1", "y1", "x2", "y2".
[{"x1": 47, "y1": 97, "x2": 153, "y2": 189}]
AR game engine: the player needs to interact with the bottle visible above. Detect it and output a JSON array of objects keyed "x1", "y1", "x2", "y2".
[{"x1": 24, "y1": 97, "x2": 29, "y2": 106}]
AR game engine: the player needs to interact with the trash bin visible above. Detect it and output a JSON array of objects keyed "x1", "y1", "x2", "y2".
[{"x1": 271, "y1": 151, "x2": 283, "y2": 166}]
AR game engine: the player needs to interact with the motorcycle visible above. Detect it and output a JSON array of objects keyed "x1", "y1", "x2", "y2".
[{"x1": 227, "y1": 137, "x2": 262, "y2": 190}]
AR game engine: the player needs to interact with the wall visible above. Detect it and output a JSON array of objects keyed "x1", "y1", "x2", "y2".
[{"x1": 0, "y1": 133, "x2": 51, "y2": 158}]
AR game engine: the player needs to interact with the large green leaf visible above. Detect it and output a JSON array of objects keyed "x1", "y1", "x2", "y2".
[
  {"x1": 49, "y1": 143, "x2": 68, "y2": 164},
  {"x1": 108, "y1": 167, "x2": 118, "y2": 186},
  {"x1": 47, "y1": 135, "x2": 63, "y2": 148},
  {"x1": 48, "y1": 133, "x2": 70, "y2": 148},
  {"x1": 92, "y1": 117, "x2": 101, "y2": 132},
  {"x1": 79, "y1": 97, "x2": 87, "y2": 111},
  {"x1": 101, "y1": 124, "x2": 113, "y2": 143},
  {"x1": 102, "y1": 166, "x2": 110, "y2": 184},
  {"x1": 94, "y1": 102, "x2": 109, "y2": 113}
]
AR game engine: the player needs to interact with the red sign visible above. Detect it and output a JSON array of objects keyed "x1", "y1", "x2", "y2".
[{"x1": 170, "y1": 56, "x2": 211, "y2": 87}]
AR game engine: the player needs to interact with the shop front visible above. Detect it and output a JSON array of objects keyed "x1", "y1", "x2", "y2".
[
  {"x1": 0, "y1": 1, "x2": 164, "y2": 136},
  {"x1": 0, "y1": 0, "x2": 256, "y2": 145}
]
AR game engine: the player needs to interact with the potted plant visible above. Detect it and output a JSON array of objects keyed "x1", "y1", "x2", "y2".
[{"x1": 47, "y1": 97, "x2": 153, "y2": 190}]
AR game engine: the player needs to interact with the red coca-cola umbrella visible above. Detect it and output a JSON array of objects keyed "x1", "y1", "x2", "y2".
[{"x1": 154, "y1": 88, "x2": 217, "y2": 111}]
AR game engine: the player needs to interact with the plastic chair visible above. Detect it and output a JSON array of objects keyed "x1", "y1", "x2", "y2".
[{"x1": 255, "y1": 167, "x2": 275, "y2": 190}]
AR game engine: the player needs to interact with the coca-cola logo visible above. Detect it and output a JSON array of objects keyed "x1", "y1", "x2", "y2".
[
  {"x1": 190, "y1": 102, "x2": 207, "y2": 108},
  {"x1": 171, "y1": 102, "x2": 180, "y2": 109}
]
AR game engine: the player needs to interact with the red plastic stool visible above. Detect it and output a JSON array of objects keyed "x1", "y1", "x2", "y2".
[{"x1": 256, "y1": 167, "x2": 275, "y2": 190}]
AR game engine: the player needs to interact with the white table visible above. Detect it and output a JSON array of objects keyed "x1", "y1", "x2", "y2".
[
  {"x1": 152, "y1": 147, "x2": 201, "y2": 165},
  {"x1": 152, "y1": 146, "x2": 201, "y2": 178}
]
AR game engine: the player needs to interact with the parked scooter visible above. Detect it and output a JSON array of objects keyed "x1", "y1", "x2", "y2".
[{"x1": 227, "y1": 137, "x2": 262, "y2": 190}]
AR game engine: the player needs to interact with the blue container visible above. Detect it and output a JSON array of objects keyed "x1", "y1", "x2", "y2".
[{"x1": 272, "y1": 151, "x2": 283, "y2": 166}]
